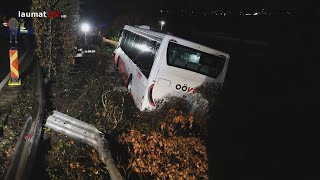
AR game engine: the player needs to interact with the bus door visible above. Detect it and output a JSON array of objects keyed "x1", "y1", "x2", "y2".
[{"x1": 131, "y1": 66, "x2": 148, "y2": 109}]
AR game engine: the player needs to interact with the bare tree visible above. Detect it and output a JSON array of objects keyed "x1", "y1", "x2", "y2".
[{"x1": 32, "y1": 0, "x2": 80, "y2": 83}]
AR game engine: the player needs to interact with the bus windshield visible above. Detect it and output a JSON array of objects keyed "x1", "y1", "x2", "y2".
[{"x1": 167, "y1": 42, "x2": 226, "y2": 78}]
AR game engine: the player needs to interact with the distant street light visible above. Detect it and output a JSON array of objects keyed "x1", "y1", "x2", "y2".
[
  {"x1": 81, "y1": 22, "x2": 91, "y2": 44},
  {"x1": 160, "y1": 21, "x2": 165, "y2": 30}
]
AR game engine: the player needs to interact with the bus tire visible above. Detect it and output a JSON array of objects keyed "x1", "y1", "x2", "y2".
[
  {"x1": 114, "y1": 57, "x2": 119, "y2": 70},
  {"x1": 127, "y1": 75, "x2": 132, "y2": 94}
]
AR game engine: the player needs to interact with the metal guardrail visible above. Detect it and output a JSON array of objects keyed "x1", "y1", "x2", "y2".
[
  {"x1": 4, "y1": 34, "x2": 122, "y2": 179},
  {"x1": 5, "y1": 59, "x2": 45, "y2": 180},
  {"x1": 45, "y1": 111, "x2": 123, "y2": 180}
]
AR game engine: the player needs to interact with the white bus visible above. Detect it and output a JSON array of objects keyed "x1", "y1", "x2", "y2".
[{"x1": 113, "y1": 25, "x2": 230, "y2": 111}]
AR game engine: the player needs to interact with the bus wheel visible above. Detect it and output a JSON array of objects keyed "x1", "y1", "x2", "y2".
[
  {"x1": 114, "y1": 57, "x2": 119, "y2": 70},
  {"x1": 127, "y1": 76, "x2": 132, "y2": 94}
]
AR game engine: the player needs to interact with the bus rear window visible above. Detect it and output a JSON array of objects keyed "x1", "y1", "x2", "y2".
[{"x1": 167, "y1": 42, "x2": 226, "y2": 78}]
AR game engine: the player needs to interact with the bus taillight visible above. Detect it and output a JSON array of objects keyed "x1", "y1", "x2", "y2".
[{"x1": 148, "y1": 84, "x2": 155, "y2": 106}]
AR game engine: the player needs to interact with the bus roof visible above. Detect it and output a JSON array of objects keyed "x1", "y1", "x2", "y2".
[{"x1": 124, "y1": 25, "x2": 166, "y2": 42}]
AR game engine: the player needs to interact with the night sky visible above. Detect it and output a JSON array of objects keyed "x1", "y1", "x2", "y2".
[
  {"x1": 1, "y1": 0, "x2": 303, "y2": 22},
  {"x1": 79, "y1": 0, "x2": 302, "y2": 17},
  {"x1": 0, "y1": 0, "x2": 32, "y2": 15},
  {"x1": 0, "y1": 0, "x2": 303, "y2": 14},
  {"x1": 79, "y1": 0, "x2": 301, "y2": 8}
]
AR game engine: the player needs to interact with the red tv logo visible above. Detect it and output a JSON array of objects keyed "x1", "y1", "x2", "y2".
[{"x1": 47, "y1": 11, "x2": 61, "y2": 19}]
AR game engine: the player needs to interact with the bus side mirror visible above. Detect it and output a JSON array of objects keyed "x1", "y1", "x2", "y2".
[{"x1": 118, "y1": 30, "x2": 122, "y2": 37}]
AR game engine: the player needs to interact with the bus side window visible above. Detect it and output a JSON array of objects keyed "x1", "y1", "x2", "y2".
[
  {"x1": 121, "y1": 30, "x2": 129, "y2": 53},
  {"x1": 135, "y1": 38, "x2": 158, "y2": 78},
  {"x1": 127, "y1": 32, "x2": 135, "y2": 59},
  {"x1": 134, "y1": 36, "x2": 148, "y2": 69},
  {"x1": 118, "y1": 30, "x2": 123, "y2": 37},
  {"x1": 131, "y1": 35, "x2": 142, "y2": 63},
  {"x1": 120, "y1": 30, "x2": 125, "y2": 49}
]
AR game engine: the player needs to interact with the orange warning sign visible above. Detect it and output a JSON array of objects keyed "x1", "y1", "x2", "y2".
[{"x1": 9, "y1": 49, "x2": 19, "y2": 79}]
